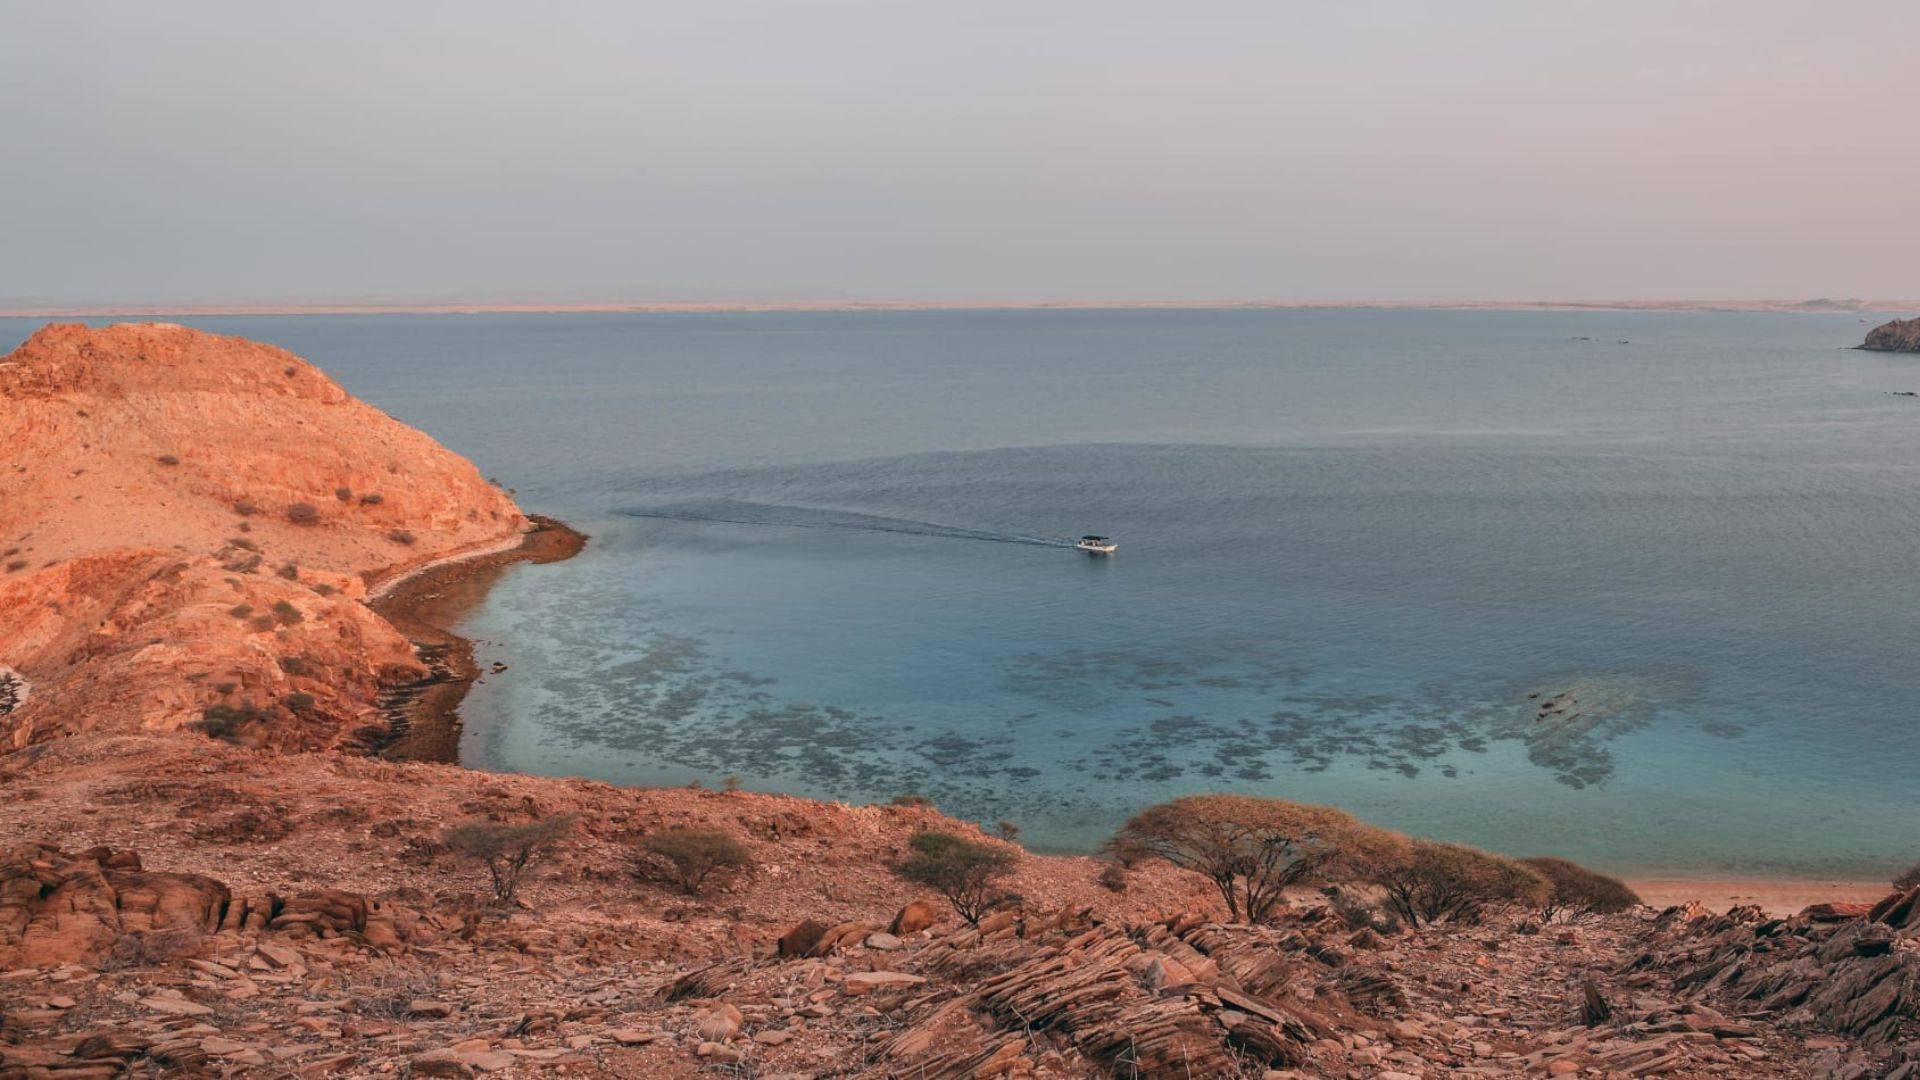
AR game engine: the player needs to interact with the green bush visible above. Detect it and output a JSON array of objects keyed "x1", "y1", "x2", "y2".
[
  {"x1": 193, "y1": 703, "x2": 267, "y2": 741},
  {"x1": 1373, "y1": 840, "x2": 1549, "y2": 927},
  {"x1": 636, "y1": 828, "x2": 754, "y2": 895},
  {"x1": 1108, "y1": 795, "x2": 1408, "y2": 925},
  {"x1": 444, "y1": 815, "x2": 577, "y2": 904},
  {"x1": 894, "y1": 831, "x2": 1017, "y2": 925},
  {"x1": 1521, "y1": 857, "x2": 1642, "y2": 920}
]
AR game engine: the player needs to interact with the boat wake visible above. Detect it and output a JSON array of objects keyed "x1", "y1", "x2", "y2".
[{"x1": 616, "y1": 499, "x2": 1076, "y2": 548}]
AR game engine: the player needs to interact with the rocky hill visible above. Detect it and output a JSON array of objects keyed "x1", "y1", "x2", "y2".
[
  {"x1": 0, "y1": 323, "x2": 527, "y2": 749},
  {"x1": 1, "y1": 324, "x2": 1915, "y2": 1079},
  {"x1": 1862, "y1": 319, "x2": 1920, "y2": 352}
]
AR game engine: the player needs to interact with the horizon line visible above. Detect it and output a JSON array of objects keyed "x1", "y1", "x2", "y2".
[{"x1": 2, "y1": 297, "x2": 1915, "y2": 320}]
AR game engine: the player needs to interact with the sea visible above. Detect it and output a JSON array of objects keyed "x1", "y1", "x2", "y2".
[{"x1": 8, "y1": 308, "x2": 1918, "y2": 878}]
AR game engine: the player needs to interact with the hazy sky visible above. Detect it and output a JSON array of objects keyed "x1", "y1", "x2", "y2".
[{"x1": 3, "y1": 1, "x2": 1916, "y2": 306}]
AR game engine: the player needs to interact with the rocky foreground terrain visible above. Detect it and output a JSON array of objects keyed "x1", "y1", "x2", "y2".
[
  {"x1": 1861, "y1": 319, "x2": 1920, "y2": 353},
  {"x1": 3, "y1": 325, "x2": 1917, "y2": 1078}
]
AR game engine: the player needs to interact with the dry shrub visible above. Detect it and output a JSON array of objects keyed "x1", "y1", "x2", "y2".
[
  {"x1": 192, "y1": 804, "x2": 295, "y2": 844},
  {"x1": 286, "y1": 502, "x2": 319, "y2": 525},
  {"x1": 635, "y1": 828, "x2": 754, "y2": 895},
  {"x1": 1894, "y1": 862, "x2": 1920, "y2": 892},
  {"x1": 1520, "y1": 857, "x2": 1642, "y2": 920},
  {"x1": 387, "y1": 529, "x2": 416, "y2": 545},
  {"x1": 358, "y1": 492, "x2": 384, "y2": 506},
  {"x1": 1373, "y1": 840, "x2": 1548, "y2": 927},
  {"x1": 444, "y1": 815, "x2": 577, "y2": 903},
  {"x1": 233, "y1": 499, "x2": 259, "y2": 516},
  {"x1": 349, "y1": 968, "x2": 442, "y2": 1019},
  {"x1": 890, "y1": 793, "x2": 933, "y2": 808},
  {"x1": 155, "y1": 454, "x2": 180, "y2": 466},
  {"x1": 1097, "y1": 863, "x2": 1128, "y2": 893},
  {"x1": 335, "y1": 486, "x2": 353, "y2": 501},
  {"x1": 895, "y1": 831, "x2": 1017, "y2": 926},
  {"x1": 194, "y1": 702, "x2": 270, "y2": 741},
  {"x1": 1108, "y1": 795, "x2": 1408, "y2": 925},
  {"x1": 96, "y1": 778, "x2": 199, "y2": 805},
  {"x1": 271, "y1": 599, "x2": 303, "y2": 625},
  {"x1": 1324, "y1": 886, "x2": 1403, "y2": 934},
  {"x1": 101, "y1": 929, "x2": 202, "y2": 971}
]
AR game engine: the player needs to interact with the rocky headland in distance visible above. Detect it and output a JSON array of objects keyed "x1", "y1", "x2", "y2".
[{"x1": 1861, "y1": 318, "x2": 1920, "y2": 353}]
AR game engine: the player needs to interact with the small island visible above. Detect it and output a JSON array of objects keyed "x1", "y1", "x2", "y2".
[{"x1": 1861, "y1": 317, "x2": 1920, "y2": 352}]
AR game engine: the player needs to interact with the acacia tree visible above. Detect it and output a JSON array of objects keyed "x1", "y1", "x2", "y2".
[
  {"x1": 1107, "y1": 795, "x2": 1406, "y2": 925},
  {"x1": 444, "y1": 814, "x2": 578, "y2": 904},
  {"x1": 1374, "y1": 840, "x2": 1548, "y2": 927},
  {"x1": 895, "y1": 831, "x2": 1017, "y2": 925},
  {"x1": 637, "y1": 828, "x2": 755, "y2": 895},
  {"x1": 1520, "y1": 857, "x2": 1642, "y2": 921}
]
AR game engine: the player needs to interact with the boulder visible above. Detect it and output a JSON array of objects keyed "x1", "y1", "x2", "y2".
[
  {"x1": 890, "y1": 900, "x2": 940, "y2": 936},
  {"x1": 1799, "y1": 902, "x2": 1872, "y2": 923},
  {"x1": 778, "y1": 919, "x2": 830, "y2": 958},
  {"x1": 694, "y1": 1003, "x2": 742, "y2": 1041}
]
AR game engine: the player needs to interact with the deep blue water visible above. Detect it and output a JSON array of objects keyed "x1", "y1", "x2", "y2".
[{"x1": 9, "y1": 308, "x2": 1918, "y2": 876}]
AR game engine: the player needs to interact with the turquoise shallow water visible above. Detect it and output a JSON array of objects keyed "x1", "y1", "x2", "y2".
[{"x1": 9, "y1": 309, "x2": 1918, "y2": 876}]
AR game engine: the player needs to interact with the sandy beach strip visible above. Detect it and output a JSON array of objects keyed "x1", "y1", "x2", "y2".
[
  {"x1": 1628, "y1": 877, "x2": 1896, "y2": 917},
  {"x1": 364, "y1": 516, "x2": 587, "y2": 763},
  {"x1": 364, "y1": 527, "x2": 540, "y2": 602}
]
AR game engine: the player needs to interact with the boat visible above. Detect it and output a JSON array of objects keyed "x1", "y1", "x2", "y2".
[{"x1": 1075, "y1": 535, "x2": 1117, "y2": 554}]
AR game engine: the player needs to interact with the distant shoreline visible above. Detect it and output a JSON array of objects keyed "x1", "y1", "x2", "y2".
[{"x1": 1, "y1": 298, "x2": 1915, "y2": 319}]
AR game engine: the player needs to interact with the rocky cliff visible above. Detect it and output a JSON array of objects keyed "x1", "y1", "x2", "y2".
[
  {"x1": 0, "y1": 323, "x2": 528, "y2": 749},
  {"x1": 1862, "y1": 318, "x2": 1920, "y2": 352}
]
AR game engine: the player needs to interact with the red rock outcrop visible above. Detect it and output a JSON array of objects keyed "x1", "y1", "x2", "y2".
[
  {"x1": 0, "y1": 845, "x2": 228, "y2": 969},
  {"x1": 1863, "y1": 318, "x2": 1920, "y2": 352},
  {"x1": 1636, "y1": 888, "x2": 1920, "y2": 1047},
  {"x1": 0, "y1": 323, "x2": 528, "y2": 748}
]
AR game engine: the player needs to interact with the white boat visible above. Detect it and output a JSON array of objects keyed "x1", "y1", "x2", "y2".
[{"x1": 1075, "y1": 535, "x2": 1117, "y2": 554}]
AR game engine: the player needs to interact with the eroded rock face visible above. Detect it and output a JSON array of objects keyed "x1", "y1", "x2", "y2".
[
  {"x1": 1863, "y1": 318, "x2": 1920, "y2": 352},
  {"x1": 0, "y1": 845, "x2": 228, "y2": 969},
  {"x1": 0, "y1": 322, "x2": 528, "y2": 748},
  {"x1": 1638, "y1": 887, "x2": 1920, "y2": 1046}
]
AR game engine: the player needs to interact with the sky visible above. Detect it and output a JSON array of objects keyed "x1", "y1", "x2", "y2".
[{"x1": 2, "y1": 1, "x2": 1916, "y2": 307}]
